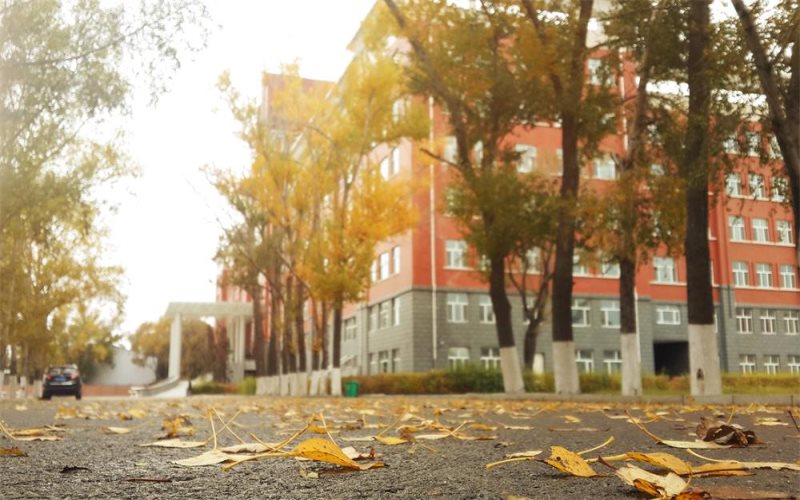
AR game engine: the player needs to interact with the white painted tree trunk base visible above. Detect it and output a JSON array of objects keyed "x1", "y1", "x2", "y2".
[
  {"x1": 499, "y1": 346, "x2": 525, "y2": 393},
  {"x1": 9, "y1": 376, "x2": 17, "y2": 400},
  {"x1": 269, "y1": 376, "x2": 280, "y2": 395},
  {"x1": 255, "y1": 376, "x2": 266, "y2": 395},
  {"x1": 620, "y1": 333, "x2": 642, "y2": 397},
  {"x1": 330, "y1": 368, "x2": 342, "y2": 397},
  {"x1": 552, "y1": 341, "x2": 580, "y2": 395},
  {"x1": 34, "y1": 380, "x2": 42, "y2": 399},
  {"x1": 0, "y1": 373, "x2": 5, "y2": 399},
  {"x1": 688, "y1": 323, "x2": 722, "y2": 396},
  {"x1": 532, "y1": 353, "x2": 544, "y2": 375},
  {"x1": 279, "y1": 374, "x2": 290, "y2": 396},
  {"x1": 308, "y1": 371, "x2": 321, "y2": 396},
  {"x1": 293, "y1": 372, "x2": 308, "y2": 396}
]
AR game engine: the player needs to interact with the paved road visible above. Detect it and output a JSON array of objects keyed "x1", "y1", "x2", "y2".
[{"x1": 1, "y1": 395, "x2": 798, "y2": 499}]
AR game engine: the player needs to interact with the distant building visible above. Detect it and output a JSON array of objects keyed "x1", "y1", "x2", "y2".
[{"x1": 90, "y1": 347, "x2": 157, "y2": 386}]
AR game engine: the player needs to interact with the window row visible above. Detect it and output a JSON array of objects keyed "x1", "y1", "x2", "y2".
[
  {"x1": 370, "y1": 246, "x2": 401, "y2": 282},
  {"x1": 369, "y1": 349, "x2": 401, "y2": 374},
  {"x1": 731, "y1": 261, "x2": 797, "y2": 289},
  {"x1": 728, "y1": 216, "x2": 793, "y2": 244},
  {"x1": 738, "y1": 354, "x2": 800, "y2": 375},
  {"x1": 575, "y1": 349, "x2": 623, "y2": 374},
  {"x1": 725, "y1": 172, "x2": 787, "y2": 201},
  {"x1": 735, "y1": 308, "x2": 799, "y2": 335},
  {"x1": 447, "y1": 347, "x2": 501, "y2": 370},
  {"x1": 362, "y1": 298, "x2": 401, "y2": 334},
  {"x1": 446, "y1": 294, "x2": 495, "y2": 323},
  {"x1": 723, "y1": 132, "x2": 782, "y2": 159}
]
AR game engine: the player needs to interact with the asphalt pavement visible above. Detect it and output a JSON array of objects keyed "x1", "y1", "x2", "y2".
[{"x1": 1, "y1": 395, "x2": 798, "y2": 499}]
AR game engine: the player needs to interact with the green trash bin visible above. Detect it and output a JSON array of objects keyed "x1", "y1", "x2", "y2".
[{"x1": 344, "y1": 380, "x2": 360, "y2": 398}]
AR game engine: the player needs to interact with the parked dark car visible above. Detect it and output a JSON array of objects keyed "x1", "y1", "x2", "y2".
[{"x1": 42, "y1": 365, "x2": 82, "y2": 400}]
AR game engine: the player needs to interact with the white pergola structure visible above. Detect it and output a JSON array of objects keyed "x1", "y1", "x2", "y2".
[{"x1": 164, "y1": 302, "x2": 253, "y2": 382}]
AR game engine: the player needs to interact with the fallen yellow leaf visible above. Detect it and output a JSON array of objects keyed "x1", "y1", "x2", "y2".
[
  {"x1": 101, "y1": 427, "x2": 132, "y2": 435},
  {"x1": 375, "y1": 436, "x2": 408, "y2": 446},
  {"x1": 615, "y1": 464, "x2": 687, "y2": 499},
  {"x1": 0, "y1": 446, "x2": 27, "y2": 457},
  {"x1": 138, "y1": 439, "x2": 207, "y2": 449},
  {"x1": 544, "y1": 446, "x2": 598, "y2": 477},
  {"x1": 292, "y1": 438, "x2": 383, "y2": 470}
]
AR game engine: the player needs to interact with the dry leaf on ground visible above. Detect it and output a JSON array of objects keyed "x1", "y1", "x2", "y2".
[
  {"x1": 174, "y1": 449, "x2": 250, "y2": 467},
  {"x1": 139, "y1": 438, "x2": 207, "y2": 449},
  {"x1": 101, "y1": 427, "x2": 132, "y2": 435},
  {"x1": 695, "y1": 417, "x2": 761, "y2": 447},
  {"x1": 0, "y1": 446, "x2": 27, "y2": 457},
  {"x1": 615, "y1": 464, "x2": 688, "y2": 499},
  {"x1": 543, "y1": 446, "x2": 598, "y2": 477},
  {"x1": 291, "y1": 438, "x2": 384, "y2": 470}
]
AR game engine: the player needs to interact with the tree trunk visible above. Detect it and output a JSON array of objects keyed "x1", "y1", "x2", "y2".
[
  {"x1": 685, "y1": 0, "x2": 722, "y2": 396},
  {"x1": 523, "y1": 319, "x2": 538, "y2": 369},
  {"x1": 251, "y1": 283, "x2": 266, "y2": 376},
  {"x1": 551, "y1": 110, "x2": 581, "y2": 395},
  {"x1": 295, "y1": 280, "x2": 306, "y2": 373},
  {"x1": 619, "y1": 257, "x2": 642, "y2": 396},
  {"x1": 331, "y1": 302, "x2": 343, "y2": 396},
  {"x1": 488, "y1": 254, "x2": 524, "y2": 393},
  {"x1": 267, "y1": 288, "x2": 279, "y2": 377}
]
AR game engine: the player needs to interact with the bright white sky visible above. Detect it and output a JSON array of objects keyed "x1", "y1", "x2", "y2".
[{"x1": 107, "y1": 1, "x2": 375, "y2": 337}]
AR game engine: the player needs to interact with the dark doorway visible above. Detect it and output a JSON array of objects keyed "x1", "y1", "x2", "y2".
[{"x1": 653, "y1": 342, "x2": 689, "y2": 376}]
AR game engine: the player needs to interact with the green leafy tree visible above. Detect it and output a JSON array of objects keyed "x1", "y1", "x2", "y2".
[{"x1": 130, "y1": 318, "x2": 214, "y2": 381}]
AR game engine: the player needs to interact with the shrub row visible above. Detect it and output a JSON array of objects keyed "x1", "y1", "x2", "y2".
[{"x1": 346, "y1": 370, "x2": 799, "y2": 395}]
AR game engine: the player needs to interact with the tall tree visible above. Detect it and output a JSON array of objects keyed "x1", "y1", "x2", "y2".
[
  {"x1": 520, "y1": 0, "x2": 613, "y2": 394},
  {"x1": 730, "y1": 0, "x2": 799, "y2": 265},
  {"x1": 684, "y1": 0, "x2": 721, "y2": 395}
]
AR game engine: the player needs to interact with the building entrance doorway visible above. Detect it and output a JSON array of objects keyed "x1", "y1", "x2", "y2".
[{"x1": 653, "y1": 341, "x2": 689, "y2": 376}]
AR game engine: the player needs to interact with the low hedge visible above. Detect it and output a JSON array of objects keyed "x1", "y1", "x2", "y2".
[{"x1": 345, "y1": 370, "x2": 798, "y2": 395}]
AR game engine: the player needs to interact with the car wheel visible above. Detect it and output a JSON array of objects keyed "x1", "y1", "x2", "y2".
[
  {"x1": 42, "y1": 392, "x2": 51, "y2": 400},
  {"x1": 75, "y1": 392, "x2": 82, "y2": 400}
]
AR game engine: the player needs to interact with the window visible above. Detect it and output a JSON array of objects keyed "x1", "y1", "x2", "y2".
[
  {"x1": 391, "y1": 147, "x2": 401, "y2": 174},
  {"x1": 370, "y1": 261, "x2": 378, "y2": 282},
  {"x1": 752, "y1": 218, "x2": 769, "y2": 242},
  {"x1": 784, "y1": 311, "x2": 799, "y2": 335},
  {"x1": 525, "y1": 247, "x2": 541, "y2": 273},
  {"x1": 443, "y1": 136, "x2": 457, "y2": 163},
  {"x1": 603, "y1": 350, "x2": 622, "y2": 374},
  {"x1": 600, "y1": 300, "x2": 620, "y2": 328},
  {"x1": 392, "y1": 246, "x2": 401, "y2": 274},
  {"x1": 445, "y1": 240, "x2": 468, "y2": 269},
  {"x1": 739, "y1": 354, "x2": 756, "y2": 374},
  {"x1": 379, "y1": 351, "x2": 390, "y2": 373},
  {"x1": 516, "y1": 144, "x2": 537, "y2": 173},
  {"x1": 555, "y1": 148, "x2": 563, "y2": 168},
  {"x1": 392, "y1": 98, "x2": 406, "y2": 123},
  {"x1": 732, "y1": 261, "x2": 749, "y2": 287},
  {"x1": 473, "y1": 141, "x2": 483, "y2": 163},
  {"x1": 369, "y1": 353, "x2": 377, "y2": 374},
  {"x1": 755, "y1": 263, "x2": 773, "y2": 288},
  {"x1": 594, "y1": 156, "x2": 616, "y2": 179},
  {"x1": 653, "y1": 257, "x2": 677, "y2": 283},
  {"x1": 576, "y1": 350, "x2": 594, "y2": 373},
  {"x1": 392, "y1": 297, "x2": 400, "y2": 326},
  {"x1": 656, "y1": 306, "x2": 681, "y2": 325},
  {"x1": 601, "y1": 261, "x2": 620, "y2": 278},
  {"x1": 776, "y1": 220, "x2": 793, "y2": 244},
  {"x1": 588, "y1": 58, "x2": 604, "y2": 85},
  {"x1": 771, "y1": 177, "x2": 787, "y2": 201},
  {"x1": 380, "y1": 156, "x2": 390, "y2": 179},
  {"x1": 650, "y1": 163, "x2": 665, "y2": 176},
  {"x1": 344, "y1": 317, "x2": 358, "y2": 340},
  {"x1": 769, "y1": 135, "x2": 782, "y2": 159},
  {"x1": 448, "y1": 347, "x2": 470, "y2": 369},
  {"x1": 760, "y1": 310, "x2": 776, "y2": 335},
  {"x1": 763, "y1": 355, "x2": 780, "y2": 375},
  {"x1": 369, "y1": 306, "x2": 378, "y2": 333},
  {"x1": 729, "y1": 216, "x2": 746, "y2": 241},
  {"x1": 788, "y1": 355, "x2": 800, "y2": 374},
  {"x1": 725, "y1": 174, "x2": 742, "y2": 196},
  {"x1": 723, "y1": 134, "x2": 738, "y2": 154},
  {"x1": 571, "y1": 299, "x2": 590, "y2": 327},
  {"x1": 746, "y1": 132, "x2": 760, "y2": 156},
  {"x1": 573, "y1": 254, "x2": 590, "y2": 276},
  {"x1": 736, "y1": 308, "x2": 753, "y2": 334},
  {"x1": 479, "y1": 295, "x2": 495, "y2": 324},
  {"x1": 480, "y1": 347, "x2": 501, "y2": 370},
  {"x1": 446, "y1": 293, "x2": 468, "y2": 323},
  {"x1": 379, "y1": 301, "x2": 391, "y2": 329},
  {"x1": 379, "y1": 252, "x2": 390, "y2": 280},
  {"x1": 780, "y1": 265, "x2": 796, "y2": 289},
  {"x1": 748, "y1": 173, "x2": 765, "y2": 198},
  {"x1": 391, "y1": 349, "x2": 400, "y2": 372}
]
